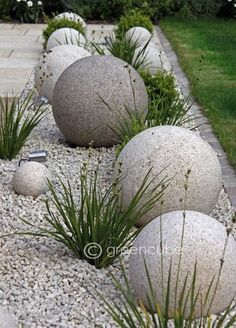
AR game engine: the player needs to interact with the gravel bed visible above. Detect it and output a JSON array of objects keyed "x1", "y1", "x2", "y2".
[{"x1": 0, "y1": 30, "x2": 235, "y2": 328}]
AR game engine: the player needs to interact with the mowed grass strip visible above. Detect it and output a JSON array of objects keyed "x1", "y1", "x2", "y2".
[{"x1": 160, "y1": 18, "x2": 236, "y2": 168}]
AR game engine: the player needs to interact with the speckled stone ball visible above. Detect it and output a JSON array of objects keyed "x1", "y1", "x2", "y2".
[
  {"x1": 125, "y1": 26, "x2": 152, "y2": 46},
  {"x1": 55, "y1": 12, "x2": 86, "y2": 29},
  {"x1": 35, "y1": 45, "x2": 91, "y2": 104},
  {"x1": 46, "y1": 28, "x2": 86, "y2": 51},
  {"x1": 52, "y1": 55, "x2": 148, "y2": 147},
  {"x1": 114, "y1": 126, "x2": 222, "y2": 226},
  {"x1": 0, "y1": 307, "x2": 17, "y2": 328},
  {"x1": 134, "y1": 43, "x2": 162, "y2": 74},
  {"x1": 13, "y1": 162, "x2": 51, "y2": 197},
  {"x1": 129, "y1": 211, "x2": 236, "y2": 318}
]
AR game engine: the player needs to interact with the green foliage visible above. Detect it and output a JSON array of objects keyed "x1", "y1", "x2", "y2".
[
  {"x1": 113, "y1": 69, "x2": 193, "y2": 155},
  {"x1": 42, "y1": 17, "x2": 85, "y2": 46},
  {"x1": 12, "y1": 0, "x2": 44, "y2": 23},
  {"x1": 97, "y1": 209, "x2": 236, "y2": 327},
  {"x1": 0, "y1": 93, "x2": 48, "y2": 160},
  {"x1": 18, "y1": 159, "x2": 167, "y2": 269},
  {"x1": 0, "y1": 0, "x2": 14, "y2": 20},
  {"x1": 93, "y1": 32, "x2": 151, "y2": 71},
  {"x1": 116, "y1": 10, "x2": 154, "y2": 40},
  {"x1": 141, "y1": 70, "x2": 178, "y2": 105}
]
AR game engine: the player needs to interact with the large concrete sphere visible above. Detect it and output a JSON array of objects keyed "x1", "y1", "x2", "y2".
[
  {"x1": 114, "y1": 126, "x2": 222, "y2": 226},
  {"x1": 125, "y1": 26, "x2": 152, "y2": 47},
  {"x1": 46, "y1": 28, "x2": 86, "y2": 51},
  {"x1": 52, "y1": 55, "x2": 148, "y2": 147},
  {"x1": 129, "y1": 211, "x2": 236, "y2": 318},
  {"x1": 13, "y1": 162, "x2": 51, "y2": 197},
  {"x1": 35, "y1": 45, "x2": 91, "y2": 104},
  {"x1": 55, "y1": 12, "x2": 86, "y2": 29}
]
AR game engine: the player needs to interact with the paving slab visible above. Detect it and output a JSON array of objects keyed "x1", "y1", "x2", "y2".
[
  {"x1": 0, "y1": 23, "x2": 45, "y2": 99},
  {"x1": 157, "y1": 26, "x2": 236, "y2": 212}
]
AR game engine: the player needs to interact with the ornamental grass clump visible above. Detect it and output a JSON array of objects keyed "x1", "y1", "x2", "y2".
[
  {"x1": 89, "y1": 31, "x2": 151, "y2": 72},
  {"x1": 0, "y1": 93, "x2": 48, "y2": 160},
  {"x1": 18, "y1": 157, "x2": 168, "y2": 269},
  {"x1": 97, "y1": 179, "x2": 236, "y2": 327}
]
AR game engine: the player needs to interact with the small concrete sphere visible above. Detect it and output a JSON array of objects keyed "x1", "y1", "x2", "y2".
[
  {"x1": 0, "y1": 307, "x2": 17, "y2": 328},
  {"x1": 46, "y1": 28, "x2": 86, "y2": 51},
  {"x1": 52, "y1": 55, "x2": 148, "y2": 147},
  {"x1": 55, "y1": 12, "x2": 86, "y2": 29},
  {"x1": 125, "y1": 26, "x2": 152, "y2": 47},
  {"x1": 13, "y1": 162, "x2": 51, "y2": 197},
  {"x1": 129, "y1": 211, "x2": 236, "y2": 318},
  {"x1": 114, "y1": 126, "x2": 222, "y2": 226},
  {"x1": 35, "y1": 45, "x2": 91, "y2": 103}
]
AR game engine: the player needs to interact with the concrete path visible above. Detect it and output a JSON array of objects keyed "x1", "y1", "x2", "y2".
[
  {"x1": 0, "y1": 23, "x2": 46, "y2": 98},
  {"x1": 157, "y1": 26, "x2": 236, "y2": 213}
]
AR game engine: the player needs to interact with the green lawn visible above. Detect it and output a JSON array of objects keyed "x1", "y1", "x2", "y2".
[{"x1": 160, "y1": 18, "x2": 236, "y2": 169}]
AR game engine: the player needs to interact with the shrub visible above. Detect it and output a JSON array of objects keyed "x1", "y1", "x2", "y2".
[
  {"x1": 113, "y1": 70, "x2": 193, "y2": 155},
  {"x1": 18, "y1": 159, "x2": 168, "y2": 269},
  {"x1": 116, "y1": 10, "x2": 154, "y2": 40},
  {"x1": 42, "y1": 17, "x2": 85, "y2": 46},
  {"x1": 0, "y1": 93, "x2": 48, "y2": 160}
]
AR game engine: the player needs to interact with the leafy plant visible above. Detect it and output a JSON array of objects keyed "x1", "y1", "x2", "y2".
[
  {"x1": 0, "y1": 93, "x2": 48, "y2": 160},
  {"x1": 42, "y1": 17, "x2": 85, "y2": 46},
  {"x1": 109, "y1": 69, "x2": 194, "y2": 155},
  {"x1": 116, "y1": 10, "x2": 154, "y2": 40},
  {"x1": 17, "y1": 158, "x2": 168, "y2": 269},
  {"x1": 11, "y1": 0, "x2": 44, "y2": 23}
]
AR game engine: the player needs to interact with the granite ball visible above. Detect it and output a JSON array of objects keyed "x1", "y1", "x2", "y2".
[
  {"x1": 0, "y1": 307, "x2": 17, "y2": 328},
  {"x1": 35, "y1": 45, "x2": 91, "y2": 103},
  {"x1": 129, "y1": 211, "x2": 236, "y2": 318},
  {"x1": 46, "y1": 28, "x2": 86, "y2": 51},
  {"x1": 125, "y1": 26, "x2": 152, "y2": 47},
  {"x1": 115, "y1": 126, "x2": 222, "y2": 226},
  {"x1": 13, "y1": 162, "x2": 51, "y2": 197},
  {"x1": 55, "y1": 12, "x2": 86, "y2": 28},
  {"x1": 52, "y1": 55, "x2": 148, "y2": 147}
]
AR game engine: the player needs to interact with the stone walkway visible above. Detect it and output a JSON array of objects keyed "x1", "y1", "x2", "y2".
[
  {"x1": 157, "y1": 26, "x2": 236, "y2": 213},
  {"x1": 0, "y1": 23, "x2": 46, "y2": 98}
]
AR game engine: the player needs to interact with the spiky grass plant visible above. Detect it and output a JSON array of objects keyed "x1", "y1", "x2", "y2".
[
  {"x1": 0, "y1": 93, "x2": 48, "y2": 160},
  {"x1": 98, "y1": 259, "x2": 236, "y2": 328},
  {"x1": 18, "y1": 157, "x2": 168, "y2": 269},
  {"x1": 97, "y1": 175, "x2": 236, "y2": 327},
  {"x1": 89, "y1": 31, "x2": 151, "y2": 71}
]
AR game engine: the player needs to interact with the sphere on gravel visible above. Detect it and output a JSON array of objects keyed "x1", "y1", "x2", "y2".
[
  {"x1": 114, "y1": 126, "x2": 222, "y2": 226},
  {"x1": 46, "y1": 28, "x2": 86, "y2": 51},
  {"x1": 13, "y1": 162, "x2": 51, "y2": 197},
  {"x1": 52, "y1": 55, "x2": 148, "y2": 147},
  {"x1": 35, "y1": 45, "x2": 91, "y2": 103},
  {"x1": 129, "y1": 210, "x2": 236, "y2": 318},
  {"x1": 125, "y1": 26, "x2": 152, "y2": 47}
]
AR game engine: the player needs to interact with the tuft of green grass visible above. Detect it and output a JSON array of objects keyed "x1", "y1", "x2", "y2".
[
  {"x1": 17, "y1": 157, "x2": 168, "y2": 269},
  {"x1": 160, "y1": 18, "x2": 236, "y2": 169},
  {"x1": 0, "y1": 93, "x2": 48, "y2": 160}
]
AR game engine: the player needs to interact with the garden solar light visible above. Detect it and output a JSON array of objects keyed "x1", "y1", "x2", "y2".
[{"x1": 18, "y1": 150, "x2": 48, "y2": 166}]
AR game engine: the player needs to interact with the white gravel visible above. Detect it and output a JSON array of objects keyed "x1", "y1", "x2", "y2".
[{"x1": 0, "y1": 28, "x2": 235, "y2": 328}]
